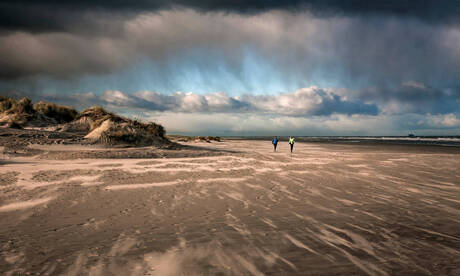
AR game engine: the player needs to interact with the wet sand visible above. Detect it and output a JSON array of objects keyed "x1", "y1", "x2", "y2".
[{"x1": 1, "y1": 140, "x2": 459, "y2": 275}]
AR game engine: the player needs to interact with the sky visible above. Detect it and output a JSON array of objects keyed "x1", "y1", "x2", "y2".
[{"x1": 1, "y1": 0, "x2": 460, "y2": 136}]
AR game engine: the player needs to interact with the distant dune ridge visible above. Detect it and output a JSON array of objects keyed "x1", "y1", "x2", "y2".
[{"x1": 0, "y1": 96, "x2": 168, "y2": 146}]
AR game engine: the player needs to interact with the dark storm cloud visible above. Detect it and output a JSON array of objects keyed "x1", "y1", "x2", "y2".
[
  {"x1": 2, "y1": 9, "x2": 460, "y2": 84},
  {"x1": 0, "y1": 2, "x2": 132, "y2": 33},
  {"x1": 1, "y1": 0, "x2": 460, "y2": 32},
  {"x1": 316, "y1": 94, "x2": 378, "y2": 116},
  {"x1": 351, "y1": 82, "x2": 460, "y2": 114}
]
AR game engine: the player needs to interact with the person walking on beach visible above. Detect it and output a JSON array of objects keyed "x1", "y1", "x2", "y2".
[
  {"x1": 289, "y1": 136, "x2": 295, "y2": 153},
  {"x1": 272, "y1": 136, "x2": 279, "y2": 152}
]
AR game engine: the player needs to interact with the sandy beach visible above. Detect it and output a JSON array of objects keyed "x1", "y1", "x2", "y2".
[{"x1": 1, "y1": 140, "x2": 459, "y2": 275}]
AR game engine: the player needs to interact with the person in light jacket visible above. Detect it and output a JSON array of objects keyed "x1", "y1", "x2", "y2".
[{"x1": 288, "y1": 136, "x2": 295, "y2": 153}]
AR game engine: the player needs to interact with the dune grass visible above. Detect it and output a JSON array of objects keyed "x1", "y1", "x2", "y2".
[
  {"x1": 0, "y1": 97, "x2": 34, "y2": 115},
  {"x1": 33, "y1": 101, "x2": 78, "y2": 123}
]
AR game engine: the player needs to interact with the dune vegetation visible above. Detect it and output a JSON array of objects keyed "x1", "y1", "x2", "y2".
[
  {"x1": 33, "y1": 101, "x2": 78, "y2": 123},
  {"x1": 0, "y1": 97, "x2": 168, "y2": 147}
]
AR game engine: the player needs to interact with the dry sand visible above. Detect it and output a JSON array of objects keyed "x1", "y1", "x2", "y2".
[{"x1": 0, "y1": 140, "x2": 459, "y2": 275}]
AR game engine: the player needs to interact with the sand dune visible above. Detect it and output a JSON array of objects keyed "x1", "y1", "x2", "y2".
[{"x1": 1, "y1": 140, "x2": 459, "y2": 275}]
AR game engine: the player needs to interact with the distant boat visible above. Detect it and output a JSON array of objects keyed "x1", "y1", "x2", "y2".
[{"x1": 408, "y1": 133, "x2": 416, "y2": 138}]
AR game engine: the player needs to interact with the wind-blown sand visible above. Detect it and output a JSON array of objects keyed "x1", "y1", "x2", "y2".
[{"x1": 0, "y1": 140, "x2": 459, "y2": 275}]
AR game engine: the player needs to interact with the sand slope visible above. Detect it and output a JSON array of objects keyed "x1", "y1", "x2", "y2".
[{"x1": 0, "y1": 140, "x2": 459, "y2": 275}]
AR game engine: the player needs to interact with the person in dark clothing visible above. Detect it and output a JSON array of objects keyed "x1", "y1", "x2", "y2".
[{"x1": 272, "y1": 136, "x2": 279, "y2": 152}]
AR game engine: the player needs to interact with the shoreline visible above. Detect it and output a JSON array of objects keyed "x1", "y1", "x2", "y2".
[{"x1": 223, "y1": 136, "x2": 460, "y2": 150}]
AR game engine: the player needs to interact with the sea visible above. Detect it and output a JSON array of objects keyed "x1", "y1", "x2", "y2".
[{"x1": 226, "y1": 136, "x2": 460, "y2": 147}]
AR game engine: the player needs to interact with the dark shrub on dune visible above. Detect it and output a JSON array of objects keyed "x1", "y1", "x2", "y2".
[
  {"x1": 197, "y1": 136, "x2": 221, "y2": 142},
  {"x1": 34, "y1": 101, "x2": 78, "y2": 123},
  {"x1": 97, "y1": 121, "x2": 167, "y2": 146},
  {"x1": 132, "y1": 120, "x2": 165, "y2": 138},
  {"x1": 169, "y1": 135, "x2": 222, "y2": 142},
  {"x1": 5, "y1": 121, "x2": 23, "y2": 129},
  {"x1": 100, "y1": 126, "x2": 166, "y2": 146},
  {"x1": 206, "y1": 136, "x2": 221, "y2": 142},
  {"x1": 0, "y1": 96, "x2": 18, "y2": 113},
  {"x1": 0, "y1": 97, "x2": 39, "y2": 126},
  {"x1": 1, "y1": 97, "x2": 35, "y2": 115},
  {"x1": 15, "y1": 97, "x2": 34, "y2": 114}
]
